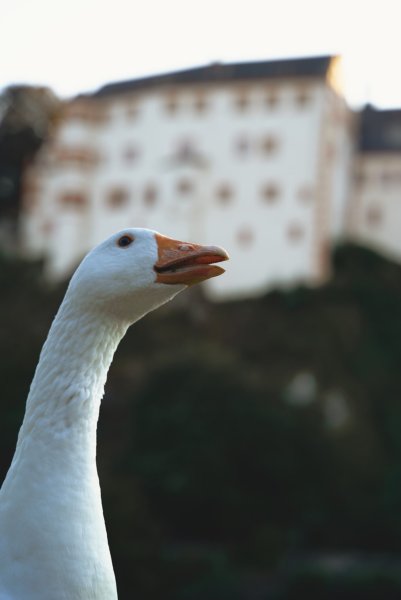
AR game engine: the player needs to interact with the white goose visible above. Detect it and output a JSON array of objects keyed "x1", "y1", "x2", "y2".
[{"x1": 0, "y1": 228, "x2": 228, "y2": 600}]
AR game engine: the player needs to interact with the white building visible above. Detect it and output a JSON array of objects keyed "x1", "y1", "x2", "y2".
[
  {"x1": 347, "y1": 106, "x2": 401, "y2": 262},
  {"x1": 21, "y1": 55, "x2": 354, "y2": 300}
]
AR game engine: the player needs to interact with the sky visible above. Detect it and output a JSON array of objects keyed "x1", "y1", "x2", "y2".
[{"x1": 2, "y1": 0, "x2": 401, "y2": 108}]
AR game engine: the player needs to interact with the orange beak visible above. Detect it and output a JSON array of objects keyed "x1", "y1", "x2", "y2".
[{"x1": 154, "y1": 233, "x2": 229, "y2": 286}]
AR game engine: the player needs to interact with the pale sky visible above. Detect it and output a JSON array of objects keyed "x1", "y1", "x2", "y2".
[{"x1": 2, "y1": 0, "x2": 401, "y2": 108}]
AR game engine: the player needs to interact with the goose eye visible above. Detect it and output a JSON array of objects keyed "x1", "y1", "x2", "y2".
[{"x1": 117, "y1": 234, "x2": 134, "y2": 248}]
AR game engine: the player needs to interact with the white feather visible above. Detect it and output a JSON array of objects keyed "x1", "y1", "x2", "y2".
[{"x1": 0, "y1": 229, "x2": 185, "y2": 600}]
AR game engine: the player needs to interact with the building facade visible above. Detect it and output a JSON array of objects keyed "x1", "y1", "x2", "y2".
[
  {"x1": 21, "y1": 55, "x2": 355, "y2": 300},
  {"x1": 347, "y1": 107, "x2": 401, "y2": 262}
]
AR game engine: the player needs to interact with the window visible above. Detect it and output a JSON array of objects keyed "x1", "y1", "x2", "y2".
[
  {"x1": 144, "y1": 183, "x2": 158, "y2": 207},
  {"x1": 56, "y1": 147, "x2": 100, "y2": 167},
  {"x1": 287, "y1": 223, "x2": 305, "y2": 242},
  {"x1": 123, "y1": 145, "x2": 140, "y2": 164},
  {"x1": 194, "y1": 93, "x2": 208, "y2": 113},
  {"x1": 261, "y1": 182, "x2": 280, "y2": 203},
  {"x1": 216, "y1": 182, "x2": 233, "y2": 205},
  {"x1": 261, "y1": 135, "x2": 279, "y2": 156},
  {"x1": 106, "y1": 188, "x2": 129, "y2": 208},
  {"x1": 236, "y1": 226, "x2": 254, "y2": 247},
  {"x1": 64, "y1": 103, "x2": 108, "y2": 124},
  {"x1": 173, "y1": 138, "x2": 200, "y2": 164},
  {"x1": 295, "y1": 86, "x2": 312, "y2": 107},
  {"x1": 366, "y1": 206, "x2": 383, "y2": 226},
  {"x1": 59, "y1": 191, "x2": 88, "y2": 208},
  {"x1": 234, "y1": 90, "x2": 249, "y2": 111},
  {"x1": 235, "y1": 134, "x2": 251, "y2": 157},
  {"x1": 298, "y1": 184, "x2": 314, "y2": 203},
  {"x1": 265, "y1": 89, "x2": 279, "y2": 108},
  {"x1": 165, "y1": 93, "x2": 179, "y2": 114},
  {"x1": 126, "y1": 103, "x2": 139, "y2": 119},
  {"x1": 176, "y1": 178, "x2": 193, "y2": 195}
]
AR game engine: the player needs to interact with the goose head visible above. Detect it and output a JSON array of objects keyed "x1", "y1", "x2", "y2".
[{"x1": 66, "y1": 228, "x2": 229, "y2": 322}]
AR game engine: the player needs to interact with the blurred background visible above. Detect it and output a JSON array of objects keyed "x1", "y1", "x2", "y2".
[{"x1": 2, "y1": 1, "x2": 401, "y2": 598}]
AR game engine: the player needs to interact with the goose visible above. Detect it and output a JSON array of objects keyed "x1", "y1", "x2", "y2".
[{"x1": 0, "y1": 228, "x2": 228, "y2": 600}]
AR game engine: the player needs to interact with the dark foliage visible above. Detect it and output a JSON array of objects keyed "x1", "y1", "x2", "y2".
[{"x1": 0, "y1": 86, "x2": 60, "y2": 220}]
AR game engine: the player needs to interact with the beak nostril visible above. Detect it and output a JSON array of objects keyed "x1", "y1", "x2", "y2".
[{"x1": 179, "y1": 244, "x2": 193, "y2": 251}]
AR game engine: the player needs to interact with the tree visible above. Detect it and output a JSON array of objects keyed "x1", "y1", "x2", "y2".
[{"x1": 0, "y1": 85, "x2": 61, "y2": 232}]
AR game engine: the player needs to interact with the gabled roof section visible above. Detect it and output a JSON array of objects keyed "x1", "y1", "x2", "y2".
[
  {"x1": 91, "y1": 55, "x2": 335, "y2": 98},
  {"x1": 359, "y1": 106, "x2": 401, "y2": 152}
]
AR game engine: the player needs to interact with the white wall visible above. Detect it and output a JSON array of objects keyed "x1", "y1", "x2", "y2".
[
  {"x1": 349, "y1": 154, "x2": 401, "y2": 261},
  {"x1": 21, "y1": 77, "x2": 351, "y2": 300}
]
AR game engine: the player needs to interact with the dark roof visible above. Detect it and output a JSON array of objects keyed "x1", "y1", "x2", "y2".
[
  {"x1": 359, "y1": 106, "x2": 401, "y2": 152},
  {"x1": 92, "y1": 55, "x2": 334, "y2": 98}
]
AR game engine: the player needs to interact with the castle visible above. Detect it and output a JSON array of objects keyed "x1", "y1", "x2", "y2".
[{"x1": 20, "y1": 55, "x2": 401, "y2": 300}]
